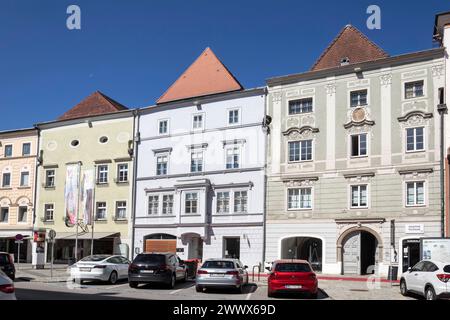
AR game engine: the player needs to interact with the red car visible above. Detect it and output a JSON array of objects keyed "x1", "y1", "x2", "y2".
[{"x1": 267, "y1": 260, "x2": 318, "y2": 298}]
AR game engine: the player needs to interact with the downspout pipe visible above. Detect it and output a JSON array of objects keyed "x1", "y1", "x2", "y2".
[{"x1": 130, "y1": 109, "x2": 140, "y2": 260}]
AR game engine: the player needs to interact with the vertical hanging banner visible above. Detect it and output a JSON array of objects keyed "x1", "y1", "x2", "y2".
[
  {"x1": 80, "y1": 169, "x2": 94, "y2": 225},
  {"x1": 64, "y1": 163, "x2": 80, "y2": 226}
]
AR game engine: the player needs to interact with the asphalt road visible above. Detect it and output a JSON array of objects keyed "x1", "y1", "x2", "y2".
[{"x1": 14, "y1": 279, "x2": 330, "y2": 300}]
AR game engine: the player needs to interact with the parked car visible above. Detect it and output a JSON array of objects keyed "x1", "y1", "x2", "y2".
[
  {"x1": 128, "y1": 253, "x2": 187, "y2": 289},
  {"x1": 195, "y1": 258, "x2": 248, "y2": 293},
  {"x1": 400, "y1": 259, "x2": 450, "y2": 300},
  {"x1": 70, "y1": 254, "x2": 130, "y2": 284},
  {"x1": 0, "y1": 252, "x2": 15, "y2": 281},
  {"x1": 267, "y1": 260, "x2": 318, "y2": 298},
  {"x1": 0, "y1": 270, "x2": 16, "y2": 300}
]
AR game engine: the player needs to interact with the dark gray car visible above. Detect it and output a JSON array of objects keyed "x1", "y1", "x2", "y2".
[{"x1": 128, "y1": 253, "x2": 187, "y2": 289}]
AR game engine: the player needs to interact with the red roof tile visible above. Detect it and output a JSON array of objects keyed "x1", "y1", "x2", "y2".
[
  {"x1": 157, "y1": 47, "x2": 243, "y2": 104},
  {"x1": 58, "y1": 91, "x2": 128, "y2": 121},
  {"x1": 311, "y1": 25, "x2": 388, "y2": 71}
]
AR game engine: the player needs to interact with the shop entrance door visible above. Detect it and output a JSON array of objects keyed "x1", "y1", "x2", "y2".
[{"x1": 402, "y1": 239, "x2": 420, "y2": 273}]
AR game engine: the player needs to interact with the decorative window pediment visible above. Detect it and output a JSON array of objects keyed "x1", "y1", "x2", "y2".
[
  {"x1": 344, "y1": 107, "x2": 375, "y2": 129},
  {"x1": 397, "y1": 111, "x2": 433, "y2": 123},
  {"x1": 283, "y1": 126, "x2": 319, "y2": 140}
]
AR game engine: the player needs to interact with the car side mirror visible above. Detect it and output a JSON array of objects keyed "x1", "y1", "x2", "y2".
[
  {"x1": 244, "y1": 265, "x2": 248, "y2": 269},
  {"x1": 265, "y1": 266, "x2": 271, "y2": 271},
  {"x1": 407, "y1": 267, "x2": 412, "y2": 272}
]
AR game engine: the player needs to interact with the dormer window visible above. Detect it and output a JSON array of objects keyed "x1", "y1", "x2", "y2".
[{"x1": 340, "y1": 57, "x2": 350, "y2": 66}]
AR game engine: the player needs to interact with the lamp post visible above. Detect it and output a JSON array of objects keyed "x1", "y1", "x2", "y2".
[{"x1": 437, "y1": 87, "x2": 447, "y2": 238}]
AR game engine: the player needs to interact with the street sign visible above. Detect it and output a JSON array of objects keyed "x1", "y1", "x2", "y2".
[
  {"x1": 48, "y1": 229, "x2": 56, "y2": 240},
  {"x1": 15, "y1": 240, "x2": 23, "y2": 244},
  {"x1": 15, "y1": 234, "x2": 23, "y2": 241}
]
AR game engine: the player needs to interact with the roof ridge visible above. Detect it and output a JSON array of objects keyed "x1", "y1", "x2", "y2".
[{"x1": 95, "y1": 91, "x2": 128, "y2": 111}]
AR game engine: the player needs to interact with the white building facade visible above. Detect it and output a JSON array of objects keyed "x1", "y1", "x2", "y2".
[{"x1": 133, "y1": 88, "x2": 267, "y2": 268}]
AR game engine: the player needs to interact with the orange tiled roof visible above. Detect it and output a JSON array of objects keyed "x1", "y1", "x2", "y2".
[
  {"x1": 310, "y1": 25, "x2": 388, "y2": 71},
  {"x1": 58, "y1": 91, "x2": 128, "y2": 121},
  {"x1": 157, "y1": 47, "x2": 243, "y2": 104}
]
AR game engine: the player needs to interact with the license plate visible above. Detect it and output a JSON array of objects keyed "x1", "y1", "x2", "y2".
[
  {"x1": 210, "y1": 273, "x2": 225, "y2": 277},
  {"x1": 79, "y1": 268, "x2": 91, "y2": 272},
  {"x1": 141, "y1": 270, "x2": 154, "y2": 274},
  {"x1": 285, "y1": 285, "x2": 302, "y2": 289}
]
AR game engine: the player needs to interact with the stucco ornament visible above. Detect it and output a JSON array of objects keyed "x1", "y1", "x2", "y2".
[
  {"x1": 285, "y1": 179, "x2": 316, "y2": 188},
  {"x1": 431, "y1": 64, "x2": 444, "y2": 78},
  {"x1": 283, "y1": 126, "x2": 319, "y2": 141},
  {"x1": 379, "y1": 74, "x2": 392, "y2": 86},
  {"x1": 325, "y1": 84, "x2": 336, "y2": 95},
  {"x1": 272, "y1": 92, "x2": 282, "y2": 103},
  {"x1": 344, "y1": 106, "x2": 374, "y2": 130}
]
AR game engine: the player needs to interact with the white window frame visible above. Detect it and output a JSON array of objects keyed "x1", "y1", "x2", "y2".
[
  {"x1": 349, "y1": 184, "x2": 369, "y2": 209},
  {"x1": 44, "y1": 203, "x2": 54, "y2": 222},
  {"x1": 233, "y1": 190, "x2": 248, "y2": 214},
  {"x1": 405, "y1": 126, "x2": 425, "y2": 153},
  {"x1": 405, "y1": 181, "x2": 426, "y2": 207},
  {"x1": 192, "y1": 113, "x2": 205, "y2": 131},
  {"x1": 287, "y1": 97, "x2": 314, "y2": 115},
  {"x1": 184, "y1": 192, "x2": 199, "y2": 214},
  {"x1": 2, "y1": 172, "x2": 11, "y2": 188},
  {"x1": 20, "y1": 171, "x2": 30, "y2": 187},
  {"x1": 158, "y1": 119, "x2": 170, "y2": 135},
  {"x1": 216, "y1": 191, "x2": 231, "y2": 214},
  {"x1": 349, "y1": 89, "x2": 369, "y2": 108},
  {"x1": 4, "y1": 144, "x2": 12, "y2": 158},
  {"x1": 288, "y1": 140, "x2": 313, "y2": 163},
  {"x1": 18, "y1": 206, "x2": 28, "y2": 223},
  {"x1": 190, "y1": 150, "x2": 204, "y2": 173},
  {"x1": 225, "y1": 146, "x2": 241, "y2": 169},
  {"x1": 0, "y1": 207, "x2": 9, "y2": 223},
  {"x1": 404, "y1": 80, "x2": 425, "y2": 100},
  {"x1": 349, "y1": 133, "x2": 368, "y2": 158},
  {"x1": 22, "y1": 142, "x2": 31, "y2": 156},
  {"x1": 162, "y1": 194, "x2": 174, "y2": 215},
  {"x1": 115, "y1": 201, "x2": 127, "y2": 220},
  {"x1": 147, "y1": 195, "x2": 160, "y2": 215},
  {"x1": 287, "y1": 187, "x2": 313, "y2": 211},
  {"x1": 156, "y1": 154, "x2": 169, "y2": 176},
  {"x1": 97, "y1": 165, "x2": 109, "y2": 184},
  {"x1": 45, "y1": 169, "x2": 55, "y2": 188},
  {"x1": 117, "y1": 163, "x2": 129, "y2": 183},
  {"x1": 95, "y1": 202, "x2": 107, "y2": 220},
  {"x1": 227, "y1": 108, "x2": 241, "y2": 126}
]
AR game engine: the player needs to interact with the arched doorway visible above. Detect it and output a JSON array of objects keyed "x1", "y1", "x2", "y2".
[
  {"x1": 340, "y1": 229, "x2": 380, "y2": 275},
  {"x1": 143, "y1": 233, "x2": 176, "y2": 253},
  {"x1": 280, "y1": 237, "x2": 323, "y2": 271}
]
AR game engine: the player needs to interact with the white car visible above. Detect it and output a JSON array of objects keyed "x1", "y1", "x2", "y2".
[
  {"x1": 400, "y1": 259, "x2": 450, "y2": 300},
  {"x1": 0, "y1": 270, "x2": 16, "y2": 300},
  {"x1": 70, "y1": 254, "x2": 131, "y2": 284}
]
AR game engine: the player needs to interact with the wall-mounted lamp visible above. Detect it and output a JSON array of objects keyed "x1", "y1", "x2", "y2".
[{"x1": 87, "y1": 120, "x2": 93, "y2": 128}]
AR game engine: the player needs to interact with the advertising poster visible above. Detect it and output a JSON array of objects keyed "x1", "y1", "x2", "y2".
[
  {"x1": 421, "y1": 238, "x2": 450, "y2": 262},
  {"x1": 80, "y1": 169, "x2": 94, "y2": 225},
  {"x1": 64, "y1": 163, "x2": 80, "y2": 226}
]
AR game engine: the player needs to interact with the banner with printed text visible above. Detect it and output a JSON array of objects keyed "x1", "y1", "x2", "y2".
[
  {"x1": 64, "y1": 163, "x2": 80, "y2": 226},
  {"x1": 80, "y1": 169, "x2": 94, "y2": 225}
]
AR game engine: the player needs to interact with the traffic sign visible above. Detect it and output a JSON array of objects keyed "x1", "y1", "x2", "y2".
[
  {"x1": 15, "y1": 234, "x2": 23, "y2": 241},
  {"x1": 15, "y1": 240, "x2": 23, "y2": 244},
  {"x1": 48, "y1": 229, "x2": 56, "y2": 240}
]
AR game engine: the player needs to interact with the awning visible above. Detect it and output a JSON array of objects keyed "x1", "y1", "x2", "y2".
[{"x1": 54, "y1": 232, "x2": 119, "y2": 240}]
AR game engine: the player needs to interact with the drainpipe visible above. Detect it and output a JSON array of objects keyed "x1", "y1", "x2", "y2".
[
  {"x1": 130, "y1": 109, "x2": 140, "y2": 259},
  {"x1": 262, "y1": 88, "x2": 269, "y2": 268},
  {"x1": 31, "y1": 126, "x2": 41, "y2": 265},
  {"x1": 437, "y1": 88, "x2": 447, "y2": 238}
]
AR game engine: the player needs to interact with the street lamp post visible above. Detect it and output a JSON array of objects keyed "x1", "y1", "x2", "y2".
[{"x1": 437, "y1": 87, "x2": 447, "y2": 238}]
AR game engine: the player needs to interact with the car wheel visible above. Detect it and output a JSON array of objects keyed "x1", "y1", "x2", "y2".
[
  {"x1": 425, "y1": 286, "x2": 437, "y2": 301},
  {"x1": 400, "y1": 279, "x2": 408, "y2": 296},
  {"x1": 236, "y1": 284, "x2": 244, "y2": 294},
  {"x1": 168, "y1": 274, "x2": 176, "y2": 289},
  {"x1": 129, "y1": 281, "x2": 138, "y2": 288},
  {"x1": 195, "y1": 285, "x2": 203, "y2": 293},
  {"x1": 109, "y1": 271, "x2": 118, "y2": 285}
]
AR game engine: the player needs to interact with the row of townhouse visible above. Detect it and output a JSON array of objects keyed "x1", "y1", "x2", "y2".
[{"x1": 2, "y1": 14, "x2": 450, "y2": 276}]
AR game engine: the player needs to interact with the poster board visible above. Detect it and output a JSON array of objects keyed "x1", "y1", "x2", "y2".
[{"x1": 420, "y1": 238, "x2": 450, "y2": 262}]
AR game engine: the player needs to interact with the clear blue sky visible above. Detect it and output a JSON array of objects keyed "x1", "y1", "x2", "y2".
[{"x1": 0, "y1": 0, "x2": 448, "y2": 130}]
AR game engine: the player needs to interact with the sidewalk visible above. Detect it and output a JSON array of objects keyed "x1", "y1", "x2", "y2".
[{"x1": 15, "y1": 263, "x2": 71, "y2": 283}]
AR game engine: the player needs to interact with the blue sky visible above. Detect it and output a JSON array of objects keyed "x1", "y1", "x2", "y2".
[{"x1": 0, "y1": 0, "x2": 448, "y2": 130}]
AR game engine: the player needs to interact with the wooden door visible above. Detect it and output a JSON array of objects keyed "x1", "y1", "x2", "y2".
[
  {"x1": 343, "y1": 231, "x2": 361, "y2": 275},
  {"x1": 144, "y1": 239, "x2": 176, "y2": 253}
]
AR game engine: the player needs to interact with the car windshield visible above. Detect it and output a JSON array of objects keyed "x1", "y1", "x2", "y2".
[
  {"x1": 80, "y1": 255, "x2": 109, "y2": 262},
  {"x1": 202, "y1": 261, "x2": 235, "y2": 269},
  {"x1": 133, "y1": 254, "x2": 166, "y2": 264},
  {"x1": 0, "y1": 254, "x2": 9, "y2": 266},
  {"x1": 275, "y1": 263, "x2": 311, "y2": 272},
  {"x1": 444, "y1": 265, "x2": 450, "y2": 273}
]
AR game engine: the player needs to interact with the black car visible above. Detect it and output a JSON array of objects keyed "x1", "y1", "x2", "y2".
[
  {"x1": 0, "y1": 253, "x2": 15, "y2": 281},
  {"x1": 128, "y1": 253, "x2": 187, "y2": 289}
]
